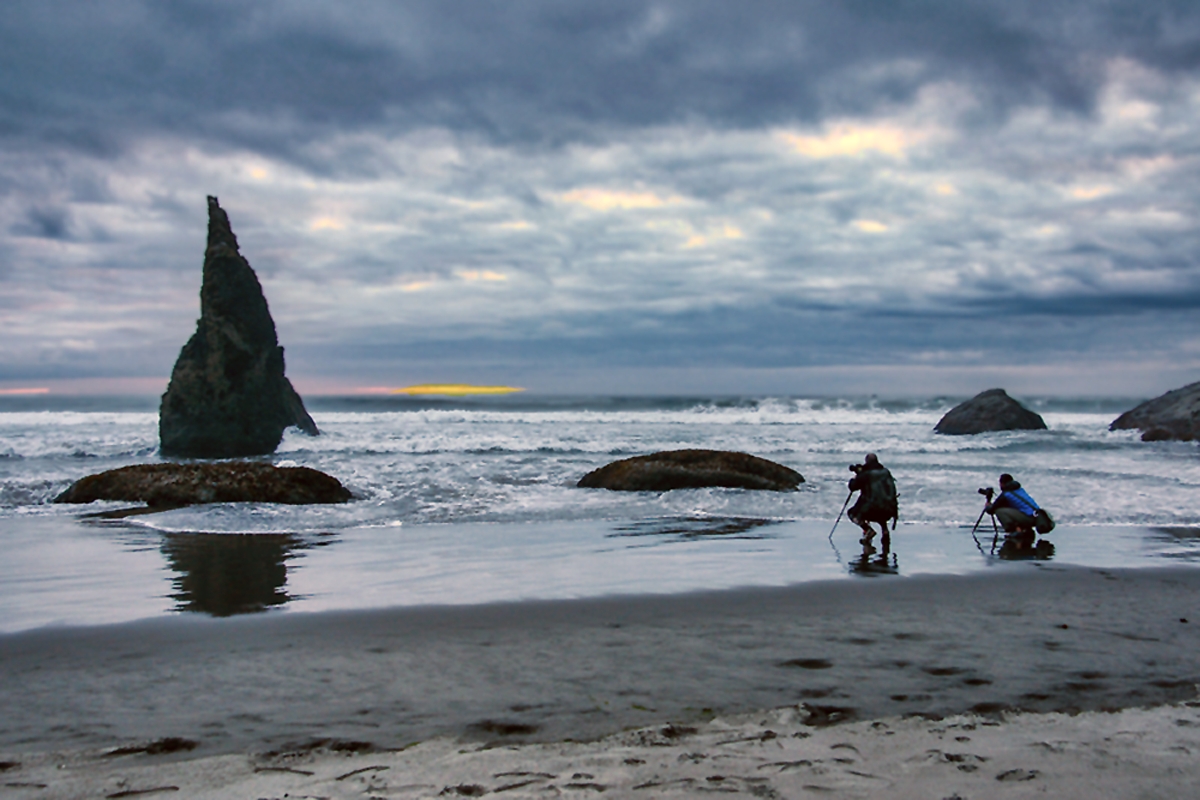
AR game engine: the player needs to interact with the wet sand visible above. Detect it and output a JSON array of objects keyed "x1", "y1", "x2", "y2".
[
  {"x1": 2, "y1": 565, "x2": 1198, "y2": 763},
  {"x1": 7, "y1": 513, "x2": 1199, "y2": 634}
]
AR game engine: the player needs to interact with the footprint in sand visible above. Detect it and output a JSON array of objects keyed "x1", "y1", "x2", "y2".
[{"x1": 996, "y1": 768, "x2": 1039, "y2": 781}]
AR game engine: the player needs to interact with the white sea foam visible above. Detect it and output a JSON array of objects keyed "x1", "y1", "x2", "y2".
[{"x1": 0, "y1": 396, "x2": 1196, "y2": 529}]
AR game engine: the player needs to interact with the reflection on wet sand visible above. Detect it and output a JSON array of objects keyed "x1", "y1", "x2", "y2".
[
  {"x1": 996, "y1": 537, "x2": 1055, "y2": 561},
  {"x1": 160, "y1": 533, "x2": 308, "y2": 616},
  {"x1": 966, "y1": 516, "x2": 1056, "y2": 561},
  {"x1": 849, "y1": 535, "x2": 899, "y2": 577},
  {"x1": 1149, "y1": 527, "x2": 1200, "y2": 561},
  {"x1": 609, "y1": 516, "x2": 779, "y2": 543}
]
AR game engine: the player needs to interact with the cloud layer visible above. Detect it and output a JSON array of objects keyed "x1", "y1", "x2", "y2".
[{"x1": 3, "y1": 1, "x2": 1200, "y2": 394}]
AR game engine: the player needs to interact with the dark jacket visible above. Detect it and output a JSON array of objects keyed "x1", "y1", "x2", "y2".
[{"x1": 849, "y1": 462, "x2": 898, "y2": 520}]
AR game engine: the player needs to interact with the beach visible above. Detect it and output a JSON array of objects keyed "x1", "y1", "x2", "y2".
[
  {"x1": 9, "y1": 0, "x2": 1200, "y2": 790},
  {"x1": 4, "y1": 394, "x2": 1200, "y2": 795},
  {"x1": 3, "y1": 565, "x2": 1198, "y2": 797},
  {"x1": 7, "y1": 704, "x2": 1199, "y2": 799}
]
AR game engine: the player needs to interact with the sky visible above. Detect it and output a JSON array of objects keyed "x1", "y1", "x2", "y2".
[{"x1": 3, "y1": 0, "x2": 1200, "y2": 397}]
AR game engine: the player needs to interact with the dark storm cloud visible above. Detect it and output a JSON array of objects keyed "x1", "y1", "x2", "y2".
[
  {"x1": 284, "y1": 301, "x2": 1195, "y2": 385},
  {"x1": 3, "y1": 0, "x2": 1200, "y2": 394},
  {"x1": 5, "y1": 0, "x2": 1200, "y2": 159},
  {"x1": 12, "y1": 205, "x2": 72, "y2": 240}
]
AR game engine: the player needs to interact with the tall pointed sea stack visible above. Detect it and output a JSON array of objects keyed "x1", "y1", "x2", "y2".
[{"x1": 159, "y1": 196, "x2": 318, "y2": 458}]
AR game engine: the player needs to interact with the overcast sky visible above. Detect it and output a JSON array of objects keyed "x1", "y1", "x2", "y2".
[{"x1": 3, "y1": 0, "x2": 1200, "y2": 396}]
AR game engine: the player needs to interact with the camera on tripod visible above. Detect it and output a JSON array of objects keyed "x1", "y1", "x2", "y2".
[
  {"x1": 849, "y1": 463, "x2": 864, "y2": 474},
  {"x1": 978, "y1": 486, "x2": 994, "y2": 499}
]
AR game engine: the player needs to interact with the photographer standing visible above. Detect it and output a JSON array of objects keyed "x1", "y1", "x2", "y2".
[{"x1": 847, "y1": 453, "x2": 899, "y2": 547}]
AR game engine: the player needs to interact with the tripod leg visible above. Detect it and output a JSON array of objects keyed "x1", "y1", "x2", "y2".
[
  {"x1": 829, "y1": 493, "x2": 852, "y2": 541},
  {"x1": 970, "y1": 505, "x2": 988, "y2": 535}
]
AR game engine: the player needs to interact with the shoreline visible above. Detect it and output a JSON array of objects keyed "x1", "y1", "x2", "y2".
[
  {"x1": 3, "y1": 565, "x2": 1198, "y2": 758},
  {"x1": 3, "y1": 513, "x2": 1198, "y2": 635}
]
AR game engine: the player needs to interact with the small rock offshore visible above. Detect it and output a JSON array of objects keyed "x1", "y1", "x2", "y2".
[
  {"x1": 54, "y1": 462, "x2": 352, "y2": 507},
  {"x1": 934, "y1": 388, "x2": 1047, "y2": 435},
  {"x1": 1110, "y1": 379, "x2": 1200, "y2": 441},
  {"x1": 578, "y1": 449, "x2": 803, "y2": 492}
]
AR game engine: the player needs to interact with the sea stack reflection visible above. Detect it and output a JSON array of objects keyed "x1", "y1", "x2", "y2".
[
  {"x1": 162, "y1": 533, "x2": 301, "y2": 616},
  {"x1": 159, "y1": 196, "x2": 318, "y2": 457}
]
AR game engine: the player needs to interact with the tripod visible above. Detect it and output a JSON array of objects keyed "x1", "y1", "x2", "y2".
[{"x1": 970, "y1": 499, "x2": 1001, "y2": 554}]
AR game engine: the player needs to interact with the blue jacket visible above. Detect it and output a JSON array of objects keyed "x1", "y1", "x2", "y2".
[{"x1": 992, "y1": 480, "x2": 1039, "y2": 516}]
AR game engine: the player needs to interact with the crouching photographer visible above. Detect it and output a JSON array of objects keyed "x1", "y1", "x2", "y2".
[{"x1": 984, "y1": 473, "x2": 1053, "y2": 549}]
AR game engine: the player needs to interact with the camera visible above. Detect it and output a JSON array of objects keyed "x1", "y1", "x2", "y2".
[
  {"x1": 978, "y1": 487, "x2": 994, "y2": 498},
  {"x1": 849, "y1": 463, "x2": 863, "y2": 474}
]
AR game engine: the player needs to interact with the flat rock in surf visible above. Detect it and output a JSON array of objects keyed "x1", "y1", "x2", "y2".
[
  {"x1": 578, "y1": 449, "x2": 803, "y2": 492},
  {"x1": 158, "y1": 196, "x2": 318, "y2": 458},
  {"x1": 54, "y1": 462, "x2": 352, "y2": 507},
  {"x1": 934, "y1": 388, "x2": 1047, "y2": 435},
  {"x1": 1110, "y1": 380, "x2": 1200, "y2": 441}
]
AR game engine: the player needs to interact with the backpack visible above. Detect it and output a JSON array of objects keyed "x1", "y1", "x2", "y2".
[
  {"x1": 1034, "y1": 508, "x2": 1055, "y2": 534},
  {"x1": 863, "y1": 468, "x2": 899, "y2": 520}
]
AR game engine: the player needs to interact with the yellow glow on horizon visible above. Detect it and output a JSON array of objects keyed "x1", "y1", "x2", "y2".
[
  {"x1": 398, "y1": 280, "x2": 433, "y2": 292},
  {"x1": 392, "y1": 384, "x2": 525, "y2": 396},
  {"x1": 935, "y1": 183, "x2": 958, "y2": 195},
  {"x1": 852, "y1": 219, "x2": 889, "y2": 233},
  {"x1": 557, "y1": 188, "x2": 684, "y2": 211},
  {"x1": 781, "y1": 124, "x2": 915, "y2": 158},
  {"x1": 0, "y1": 387, "x2": 50, "y2": 395}
]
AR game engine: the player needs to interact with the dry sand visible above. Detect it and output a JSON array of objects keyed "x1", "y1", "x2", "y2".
[
  {"x1": 4, "y1": 703, "x2": 1200, "y2": 798},
  {"x1": 2, "y1": 565, "x2": 1199, "y2": 797}
]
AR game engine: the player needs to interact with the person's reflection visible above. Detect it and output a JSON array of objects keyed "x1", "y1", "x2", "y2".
[
  {"x1": 849, "y1": 535, "x2": 899, "y2": 576},
  {"x1": 161, "y1": 533, "x2": 304, "y2": 616},
  {"x1": 996, "y1": 536, "x2": 1055, "y2": 561}
]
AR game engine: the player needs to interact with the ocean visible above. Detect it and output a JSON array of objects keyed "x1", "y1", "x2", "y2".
[{"x1": 2, "y1": 393, "x2": 1199, "y2": 633}]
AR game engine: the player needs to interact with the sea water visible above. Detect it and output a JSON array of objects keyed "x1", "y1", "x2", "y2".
[{"x1": 1, "y1": 394, "x2": 1198, "y2": 631}]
